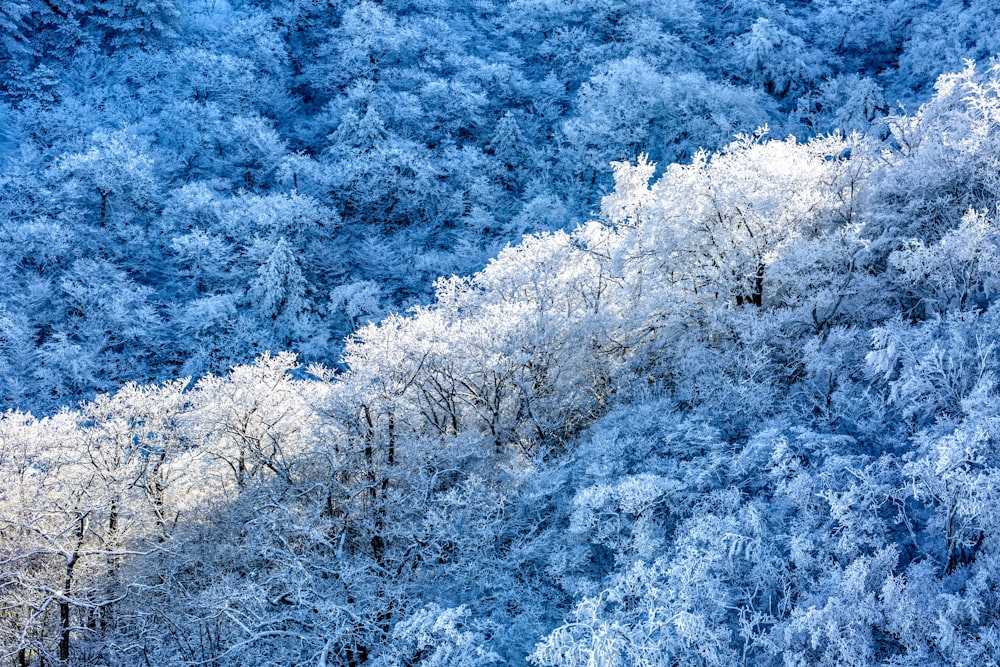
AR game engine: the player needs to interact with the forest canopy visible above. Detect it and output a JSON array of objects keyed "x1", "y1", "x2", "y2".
[
  {"x1": 5, "y1": 0, "x2": 1000, "y2": 665},
  {"x1": 3, "y1": 0, "x2": 992, "y2": 411}
]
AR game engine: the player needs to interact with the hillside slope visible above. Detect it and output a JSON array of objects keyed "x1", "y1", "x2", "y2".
[
  {"x1": 5, "y1": 61, "x2": 1000, "y2": 665},
  {"x1": 2, "y1": 0, "x2": 994, "y2": 411}
]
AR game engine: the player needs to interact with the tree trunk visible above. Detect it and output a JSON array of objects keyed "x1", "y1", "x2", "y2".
[
  {"x1": 98, "y1": 190, "x2": 108, "y2": 228},
  {"x1": 60, "y1": 513, "x2": 87, "y2": 663}
]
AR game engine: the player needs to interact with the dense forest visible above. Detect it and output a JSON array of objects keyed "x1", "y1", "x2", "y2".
[{"x1": 5, "y1": 0, "x2": 1000, "y2": 665}]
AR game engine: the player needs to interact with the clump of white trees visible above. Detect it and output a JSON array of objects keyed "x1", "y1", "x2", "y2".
[
  {"x1": 4, "y1": 0, "x2": 994, "y2": 413},
  {"x1": 5, "y1": 60, "x2": 1000, "y2": 666}
]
